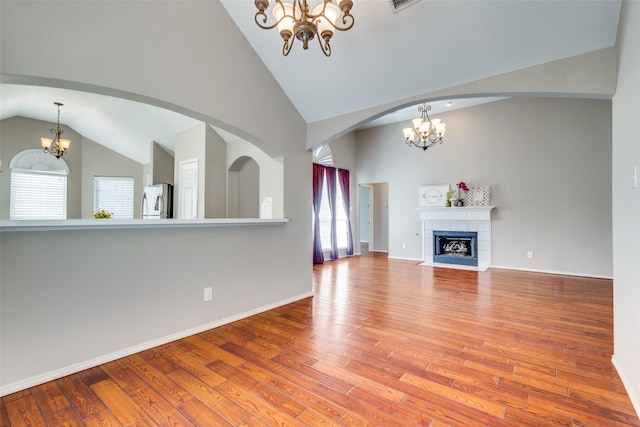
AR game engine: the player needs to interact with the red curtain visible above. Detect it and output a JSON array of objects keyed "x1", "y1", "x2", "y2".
[
  {"x1": 338, "y1": 168, "x2": 354, "y2": 256},
  {"x1": 312, "y1": 164, "x2": 325, "y2": 264}
]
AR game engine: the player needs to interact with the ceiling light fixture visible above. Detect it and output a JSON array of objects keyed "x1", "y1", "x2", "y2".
[
  {"x1": 254, "y1": 0, "x2": 355, "y2": 57},
  {"x1": 41, "y1": 102, "x2": 71, "y2": 159},
  {"x1": 402, "y1": 104, "x2": 446, "y2": 151}
]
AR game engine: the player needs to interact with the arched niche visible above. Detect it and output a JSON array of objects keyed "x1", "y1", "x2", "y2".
[
  {"x1": 226, "y1": 139, "x2": 284, "y2": 219},
  {"x1": 228, "y1": 156, "x2": 259, "y2": 218}
]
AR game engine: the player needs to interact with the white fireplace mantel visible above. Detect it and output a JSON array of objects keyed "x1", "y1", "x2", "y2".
[{"x1": 419, "y1": 206, "x2": 495, "y2": 271}]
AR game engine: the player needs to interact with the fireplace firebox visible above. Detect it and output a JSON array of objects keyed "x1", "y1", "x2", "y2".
[{"x1": 433, "y1": 231, "x2": 478, "y2": 266}]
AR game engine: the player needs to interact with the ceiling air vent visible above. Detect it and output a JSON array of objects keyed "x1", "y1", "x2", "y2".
[{"x1": 391, "y1": 0, "x2": 418, "y2": 13}]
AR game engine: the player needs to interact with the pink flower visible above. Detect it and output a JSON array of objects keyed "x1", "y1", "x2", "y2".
[{"x1": 457, "y1": 181, "x2": 469, "y2": 192}]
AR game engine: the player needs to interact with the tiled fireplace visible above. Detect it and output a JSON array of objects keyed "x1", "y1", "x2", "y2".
[{"x1": 420, "y1": 206, "x2": 494, "y2": 271}]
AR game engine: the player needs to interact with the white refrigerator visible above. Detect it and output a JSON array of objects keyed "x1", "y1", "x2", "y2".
[{"x1": 141, "y1": 183, "x2": 173, "y2": 219}]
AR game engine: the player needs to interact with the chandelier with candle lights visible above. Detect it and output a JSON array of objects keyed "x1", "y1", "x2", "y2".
[
  {"x1": 254, "y1": 0, "x2": 355, "y2": 56},
  {"x1": 41, "y1": 102, "x2": 71, "y2": 159},
  {"x1": 402, "y1": 104, "x2": 446, "y2": 151}
]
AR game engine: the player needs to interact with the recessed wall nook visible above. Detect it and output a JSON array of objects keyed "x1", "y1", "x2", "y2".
[{"x1": 420, "y1": 206, "x2": 495, "y2": 271}]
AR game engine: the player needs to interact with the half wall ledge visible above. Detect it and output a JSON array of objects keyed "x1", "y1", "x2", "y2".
[{"x1": 0, "y1": 218, "x2": 289, "y2": 232}]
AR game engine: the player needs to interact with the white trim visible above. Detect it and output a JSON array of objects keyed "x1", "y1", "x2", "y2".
[
  {"x1": 388, "y1": 255, "x2": 423, "y2": 262},
  {"x1": 0, "y1": 218, "x2": 288, "y2": 232},
  {"x1": 0, "y1": 291, "x2": 314, "y2": 397},
  {"x1": 612, "y1": 355, "x2": 640, "y2": 418},
  {"x1": 420, "y1": 261, "x2": 486, "y2": 272},
  {"x1": 490, "y1": 264, "x2": 613, "y2": 280}
]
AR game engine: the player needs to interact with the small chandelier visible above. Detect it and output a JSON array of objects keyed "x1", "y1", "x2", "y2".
[
  {"x1": 41, "y1": 102, "x2": 71, "y2": 159},
  {"x1": 402, "y1": 104, "x2": 446, "y2": 151},
  {"x1": 254, "y1": 0, "x2": 355, "y2": 57}
]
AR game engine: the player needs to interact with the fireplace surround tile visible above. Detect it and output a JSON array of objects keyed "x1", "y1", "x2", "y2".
[{"x1": 419, "y1": 206, "x2": 495, "y2": 271}]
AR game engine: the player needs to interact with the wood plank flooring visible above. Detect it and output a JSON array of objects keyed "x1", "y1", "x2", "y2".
[{"x1": 2, "y1": 253, "x2": 639, "y2": 426}]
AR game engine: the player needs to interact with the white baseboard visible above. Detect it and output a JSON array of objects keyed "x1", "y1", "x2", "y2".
[
  {"x1": 388, "y1": 256, "x2": 424, "y2": 262},
  {"x1": 0, "y1": 291, "x2": 314, "y2": 397},
  {"x1": 612, "y1": 355, "x2": 640, "y2": 418},
  {"x1": 420, "y1": 261, "x2": 489, "y2": 272},
  {"x1": 490, "y1": 264, "x2": 613, "y2": 280}
]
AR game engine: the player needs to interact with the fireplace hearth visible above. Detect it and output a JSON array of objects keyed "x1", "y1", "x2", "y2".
[{"x1": 434, "y1": 231, "x2": 478, "y2": 266}]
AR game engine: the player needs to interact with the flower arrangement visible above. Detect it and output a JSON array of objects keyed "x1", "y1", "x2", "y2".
[
  {"x1": 457, "y1": 181, "x2": 469, "y2": 193},
  {"x1": 455, "y1": 181, "x2": 469, "y2": 206},
  {"x1": 93, "y1": 209, "x2": 113, "y2": 219}
]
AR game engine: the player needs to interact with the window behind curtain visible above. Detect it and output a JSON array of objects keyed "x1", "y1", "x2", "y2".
[
  {"x1": 94, "y1": 176, "x2": 134, "y2": 219},
  {"x1": 318, "y1": 171, "x2": 348, "y2": 251},
  {"x1": 10, "y1": 171, "x2": 67, "y2": 220}
]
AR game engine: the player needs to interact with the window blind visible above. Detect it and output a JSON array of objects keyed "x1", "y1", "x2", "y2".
[
  {"x1": 10, "y1": 171, "x2": 67, "y2": 220},
  {"x1": 94, "y1": 176, "x2": 134, "y2": 219}
]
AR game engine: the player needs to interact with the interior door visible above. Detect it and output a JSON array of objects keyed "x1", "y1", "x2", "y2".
[{"x1": 178, "y1": 158, "x2": 198, "y2": 219}]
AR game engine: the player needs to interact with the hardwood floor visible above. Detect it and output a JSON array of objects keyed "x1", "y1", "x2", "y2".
[{"x1": 2, "y1": 254, "x2": 639, "y2": 426}]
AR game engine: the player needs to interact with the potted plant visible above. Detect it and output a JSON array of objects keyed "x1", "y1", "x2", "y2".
[
  {"x1": 456, "y1": 181, "x2": 469, "y2": 206},
  {"x1": 446, "y1": 190, "x2": 454, "y2": 207}
]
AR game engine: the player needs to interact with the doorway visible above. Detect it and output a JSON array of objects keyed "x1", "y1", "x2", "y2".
[
  {"x1": 178, "y1": 158, "x2": 198, "y2": 219},
  {"x1": 359, "y1": 185, "x2": 373, "y2": 254},
  {"x1": 359, "y1": 183, "x2": 389, "y2": 254}
]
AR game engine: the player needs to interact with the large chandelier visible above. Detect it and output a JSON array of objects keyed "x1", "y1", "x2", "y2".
[
  {"x1": 41, "y1": 102, "x2": 71, "y2": 159},
  {"x1": 402, "y1": 104, "x2": 446, "y2": 151},
  {"x1": 254, "y1": 0, "x2": 355, "y2": 56}
]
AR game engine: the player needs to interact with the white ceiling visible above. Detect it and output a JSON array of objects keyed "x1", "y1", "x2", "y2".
[
  {"x1": 221, "y1": 0, "x2": 621, "y2": 123},
  {"x1": 0, "y1": 0, "x2": 621, "y2": 163}
]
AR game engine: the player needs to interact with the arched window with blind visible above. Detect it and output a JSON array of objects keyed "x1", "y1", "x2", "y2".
[{"x1": 9, "y1": 149, "x2": 69, "y2": 220}]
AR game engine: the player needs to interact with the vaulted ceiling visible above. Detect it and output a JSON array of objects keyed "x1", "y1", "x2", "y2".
[
  {"x1": 221, "y1": 0, "x2": 621, "y2": 123},
  {"x1": 0, "y1": 0, "x2": 622, "y2": 163}
]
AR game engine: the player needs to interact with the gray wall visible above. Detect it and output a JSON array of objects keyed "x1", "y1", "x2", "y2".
[
  {"x1": 359, "y1": 186, "x2": 370, "y2": 243},
  {"x1": 152, "y1": 142, "x2": 174, "y2": 186},
  {"x1": 371, "y1": 183, "x2": 389, "y2": 253},
  {"x1": 204, "y1": 126, "x2": 227, "y2": 219},
  {"x1": 81, "y1": 135, "x2": 143, "y2": 219},
  {"x1": 1, "y1": 0, "x2": 309, "y2": 394},
  {"x1": 355, "y1": 97, "x2": 612, "y2": 277},
  {"x1": 612, "y1": 0, "x2": 640, "y2": 414}
]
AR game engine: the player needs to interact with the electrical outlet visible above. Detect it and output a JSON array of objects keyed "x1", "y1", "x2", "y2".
[
  {"x1": 527, "y1": 251, "x2": 534, "y2": 259},
  {"x1": 402, "y1": 243, "x2": 406, "y2": 249},
  {"x1": 204, "y1": 287, "x2": 212, "y2": 302}
]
